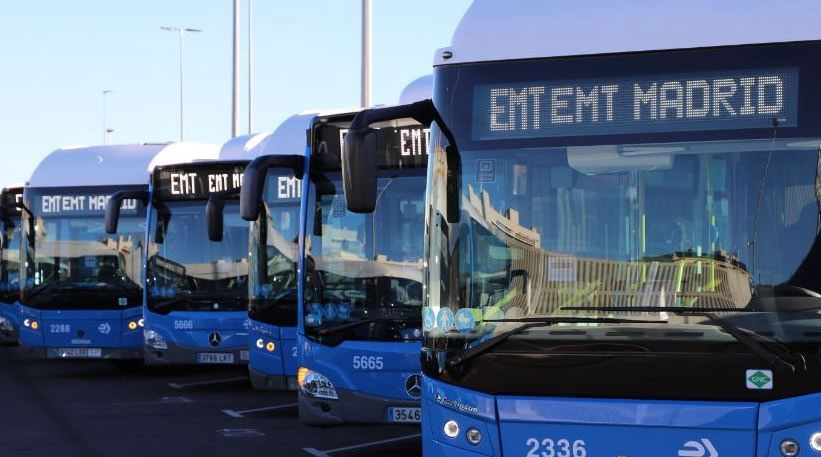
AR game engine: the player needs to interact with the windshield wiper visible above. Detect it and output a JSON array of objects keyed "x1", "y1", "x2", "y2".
[
  {"x1": 561, "y1": 306, "x2": 807, "y2": 373},
  {"x1": 316, "y1": 316, "x2": 421, "y2": 336},
  {"x1": 448, "y1": 315, "x2": 664, "y2": 369}
]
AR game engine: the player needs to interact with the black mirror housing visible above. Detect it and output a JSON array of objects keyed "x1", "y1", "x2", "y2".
[
  {"x1": 240, "y1": 155, "x2": 305, "y2": 222},
  {"x1": 105, "y1": 190, "x2": 147, "y2": 234},
  {"x1": 341, "y1": 127, "x2": 378, "y2": 213},
  {"x1": 206, "y1": 191, "x2": 233, "y2": 242}
]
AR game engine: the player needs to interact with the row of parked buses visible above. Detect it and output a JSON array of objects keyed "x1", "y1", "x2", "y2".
[{"x1": 3, "y1": 0, "x2": 821, "y2": 455}]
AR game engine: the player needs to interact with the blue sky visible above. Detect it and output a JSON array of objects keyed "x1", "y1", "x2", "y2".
[{"x1": 0, "y1": 0, "x2": 471, "y2": 186}]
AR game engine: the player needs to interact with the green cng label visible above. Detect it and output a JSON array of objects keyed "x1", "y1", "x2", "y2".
[{"x1": 746, "y1": 369, "x2": 773, "y2": 389}]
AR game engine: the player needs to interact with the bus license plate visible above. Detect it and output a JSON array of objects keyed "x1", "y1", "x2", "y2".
[
  {"x1": 58, "y1": 347, "x2": 102, "y2": 358},
  {"x1": 387, "y1": 407, "x2": 421, "y2": 423},
  {"x1": 197, "y1": 353, "x2": 234, "y2": 364}
]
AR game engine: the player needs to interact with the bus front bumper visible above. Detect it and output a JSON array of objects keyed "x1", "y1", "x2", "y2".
[
  {"x1": 21, "y1": 343, "x2": 143, "y2": 360},
  {"x1": 144, "y1": 341, "x2": 249, "y2": 365},
  {"x1": 299, "y1": 387, "x2": 420, "y2": 425}
]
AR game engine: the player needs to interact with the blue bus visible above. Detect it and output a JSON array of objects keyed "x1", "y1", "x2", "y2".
[
  {"x1": 0, "y1": 185, "x2": 24, "y2": 344},
  {"x1": 241, "y1": 104, "x2": 431, "y2": 423},
  {"x1": 19, "y1": 143, "x2": 218, "y2": 362},
  {"x1": 341, "y1": 1, "x2": 821, "y2": 455},
  {"x1": 107, "y1": 138, "x2": 267, "y2": 366},
  {"x1": 211, "y1": 123, "x2": 305, "y2": 389}
]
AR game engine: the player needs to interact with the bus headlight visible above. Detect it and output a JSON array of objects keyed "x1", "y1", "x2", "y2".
[
  {"x1": 444, "y1": 420, "x2": 460, "y2": 438},
  {"x1": 144, "y1": 329, "x2": 167, "y2": 350},
  {"x1": 127, "y1": 321, "x2": 138, "y2": 330},
  {"x1": 297, "y1": 367, "x2": 338, "y2": 400},
  {"x1": 780, "y1": 439, "x2": 799, "y2": 457},
  {"x1": 265, "y1": 341, "x2": 275, "y2": 352},
  {"x1": 138, "y1": 318, "x2": 145, "y2": 327},
  {"x1": 255, "y1": 338, "x2": 264, "y2": 349},
  {"x1": 810, "y1": 432, "x2": 821, "y2": 452},
  {"x1": 30, "y1": 320, "x2": 39, "y2": 330},
  {"x1": 0, "y1": 316, "x2": 13, "y2": 331}
]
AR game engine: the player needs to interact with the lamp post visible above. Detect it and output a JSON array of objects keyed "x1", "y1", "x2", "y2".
[
  {"x1": 361, "y1": 0, "x2": 372, "y2": 107},
  {"x1": 161, "y1": 25, "x2": 202, "y2": 141},
  {"x1": 102, "y1": 89, "x2": 113, "y2": 145}
]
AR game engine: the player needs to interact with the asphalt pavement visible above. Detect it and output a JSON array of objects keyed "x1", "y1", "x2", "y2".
[{"x1": 0, "y1": 345, "x2": 421, "y2": 457}]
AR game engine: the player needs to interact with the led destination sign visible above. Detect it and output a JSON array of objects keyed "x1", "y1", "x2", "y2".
[
  {"x1": 473, "y1": 67, "x2": 798, "y2": 140},
  {"x1": 153, "y1": 163, "x2": 247, "y2": 201}
]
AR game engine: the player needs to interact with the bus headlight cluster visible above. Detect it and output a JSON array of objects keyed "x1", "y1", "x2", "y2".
[
  {"x1": 442, "y1": 420, "x2": 482, "y2": 446},
  {"x1": 255, "y1": 338, "x2": 276, "y2": 352},
  {"x1": 127, "y1": 321, "x2": 138, "y2": 330},
  {"x1": 143, "y1": 329, "x2": 167, "y2": 350},
  {"x1": 0, "y1": 316, "x2": 13, "y2": 331},
  {"x1": 23, "y1": 319, "x2": 39, "y2": 330},
  {"x1": 297, "y1": 367, "x2": 338, "y2": 400}
]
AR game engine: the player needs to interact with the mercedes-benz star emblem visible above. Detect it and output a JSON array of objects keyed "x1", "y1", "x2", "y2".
[
  {"x1": 405, "y1": 374, "x2": 422, "y2": 399},
  {"x1": 208, "y1": 332, "x2": 222, "y2": 347}
]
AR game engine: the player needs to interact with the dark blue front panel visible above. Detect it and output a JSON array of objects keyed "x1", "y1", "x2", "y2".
[
  {"x1": 18, "y1": 304, "x2": 141, "y2": 348},
  {"x1": 248, "y1": 321, "x2": 297, "y2": 378},
  {"x1": 145, "y1": 309, "x2": 248, "y2": 350},
  {"x1": 300, "y1": 337, "x2": 421, "y2": 401}
]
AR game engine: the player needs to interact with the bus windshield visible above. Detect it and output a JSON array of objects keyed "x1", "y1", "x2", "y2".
[
  {"x1": 146, "y1": 200, "x2": 249, "y2": 314},
  {"x1": 0, "y1": 195, "x2": 22, "y2": 304},
  {"x1": 21, "y1": 187, "x2": 144, "y2": 310},
  {"x1": 304, "y1": 172, "x2": 425, "y2": 342},
  {"x1": 424, "y1": 51, "x2": 821, "y2": 366},
  {"x1": 248, "y1": 172, "x2": 301, "y2": 326}
]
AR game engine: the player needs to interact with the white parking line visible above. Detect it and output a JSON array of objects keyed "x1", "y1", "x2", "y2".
[
  {"x1": 221, "y1": 402, "x2": 298, "y2": 418},
  {"x1": 302, "y1": 433, "x2": 421, "y2": 456},
  {"x1": 168, "y1": 376, "x2": 247, "y2": 390}
]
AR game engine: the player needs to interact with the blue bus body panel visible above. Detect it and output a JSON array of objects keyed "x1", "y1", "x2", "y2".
[
  {"x1": 301, "y1": 338, "x2": 422, "y2": 401},
  {"x1": 248, "y1": 322, "x2": 298, "y2": 377},
  {"x1": 422, "y1": 376, "x2": 821, "y2": 457},
  {"x1": 146, "y1": 309, "x2": 248, "y2": 349},
  {"x1": 18, "y1": 304, "x2": 142, "y2": 348}
]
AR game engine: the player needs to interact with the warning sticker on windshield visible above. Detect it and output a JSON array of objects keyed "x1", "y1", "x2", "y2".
[{"x1": 746, "y1": 369, "x2": 773, "y2": 389}]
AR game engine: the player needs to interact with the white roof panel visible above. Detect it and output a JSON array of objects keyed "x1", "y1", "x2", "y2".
[
  {"x1": 398, "y1": 75, "x2": 432, "y2": 104},
  {"x1": 435, "y1": 0, "x2": 821, "y2": 66},
  {"x1": 28, "y1": 142, "x2": 220, "y2": 188},
  {"x1": 218, "y1": 132, "x2": 273, "y2": 161}
]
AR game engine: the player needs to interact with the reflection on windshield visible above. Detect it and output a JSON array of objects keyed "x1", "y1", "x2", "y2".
[
  {"x1": 305, "y1": 174, "x2": 425, "y2": 341},
  {"x1": 147, "y1": 200, "x2": 249, "y2": 313},
  {"x1": 0, "y1": 216, "x2": 21, "y2": 303},
  {"x1": 248, "y1": 195, "x2": 300, "y2": 326},
  {"x1": 426, "y1": 138, "x2": 821, "y2": 346},
  {"x1": 22, "y1": 214, "x2": 144, "y2": 310}
]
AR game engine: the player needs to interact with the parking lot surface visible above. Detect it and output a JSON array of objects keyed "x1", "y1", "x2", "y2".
[{"x1": 0, "y1": 346, "x2": 421, "y2": 457}]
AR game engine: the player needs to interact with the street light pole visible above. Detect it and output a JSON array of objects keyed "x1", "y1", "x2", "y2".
[
  {"x1": 361, "y1": 0, "x2": 371, "y2": 107},
  {"x1": 161, "y1": 25, "x2": 202, "y2": 142},
  {"x1": 232, "y1": 0, "x2": 241, "y2": 138},
  {"x1": 248, "y1": 0, "x2": 253, "y2": 134},
  {"x1": 102, "y1": 90, "x2": 113, "y2": 145}
]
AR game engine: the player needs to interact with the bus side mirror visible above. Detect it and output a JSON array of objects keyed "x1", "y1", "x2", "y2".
[
  {"x1": 105, "y1": 190, "x2": 148, "y2": 234},
  {"x1": 342, "y1": 127, "x2": 379, "y2": 213},
  {"x1": 206, "y1": 190, "x2": 238, "y2": 242},
  {"x1": 240, "y1": 155, "x2": 305, "y2": 222},
  {"x1": 3, "y1": 202, "x2": 36, "y2": 248}
]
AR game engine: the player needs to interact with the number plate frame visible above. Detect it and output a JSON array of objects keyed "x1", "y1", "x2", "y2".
[
  {"x1": 197, "y1": 352, "x2": 235, "y2": 364},
  {"x1": 57, "y1": 347, "x2": 102, "y2": 358},
  {"x1": 386, "y1": 407, "x2": 421, "y2": 423}
]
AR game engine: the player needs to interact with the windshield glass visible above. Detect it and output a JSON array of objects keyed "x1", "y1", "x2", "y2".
[
  {"x1": 21, "y1": 187, "x2": 145, "y2": 310},
  {"x1": 304, "y1": 172, "x2": 425, "y2": 341},
  {"x1": 249, "y1": 172, "x2": 301, "y2": 326},
  {"x1": 147, "y1": 200, "x2": 249, "y2": 314},
  {"x1": 1, "y1": 206, "x2": 22, "y2": 304},
  {"x1": 425, "y1": 134, "x2": 821, "y2": 349}
]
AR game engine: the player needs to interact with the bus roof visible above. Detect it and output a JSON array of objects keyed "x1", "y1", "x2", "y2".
[
  {"x1": 435, "y1": 0, "x2": 821, "y2": 66},
  {"x1": 218, "y1": 132, "x2": 272, "y2": 161},
  {"x1": 28, "y1": 142, "x2": 220, "y2": 188},
  {"x1": 398, "y1": 75, "x2": 432, "y2": 104}
]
